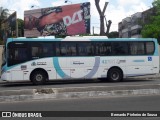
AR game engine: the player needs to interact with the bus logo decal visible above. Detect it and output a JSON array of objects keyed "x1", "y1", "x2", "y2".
[
  {"x1": 31, "y1": 62, "x2": 36, "y2": 66},
  {"x1": 148, "y1": 57, "x2": 152, "y2": 61}
]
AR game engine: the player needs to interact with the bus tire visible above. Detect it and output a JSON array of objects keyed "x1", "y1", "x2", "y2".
[
  {"x1": 107, "y1": 68, "x2": 123, "y2": 82},
  {"x1": 31, "y1": 71, "x2": 47, "y2": 85}
]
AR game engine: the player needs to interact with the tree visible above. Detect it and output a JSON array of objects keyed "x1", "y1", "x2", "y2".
[
  {"x1": 0, "y1": 7, "x2": 9, "y2": 21},
  {"x1": 141, "y1": 0, "x2": 160, "y2": 44},
  {"x1": 95, "y1": 0, "x2": 112, "y2": 36},
  {"x1": 152, "y1": 0, "x2": 160, "y2": 13},
  {"x1": 17, "y1": 18, "x2": 24, "y2": 37},
  {"x1": 0, "y1": 7, "x2": 9, "y2": 40},
  {"x1": 108, "y1": 31, "x2": 119, "y2": 38},
  {"x1": 141, "y1": 16, "x2": 160, "y2": 40}
]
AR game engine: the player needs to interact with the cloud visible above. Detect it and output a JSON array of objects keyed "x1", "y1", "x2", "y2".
[
  {"x1": 51, "y1": 0, "x2": 90, "y2": 7},
  {"x1": 1, "y1": 0, "x2": 40, "y2": 19},
  {"x1": 51, "y1": 1, "x2": 67, "y2": 7},
  {"x1": 89, "y1": 0, "x2": 151, "y2": 32},
  {"x1": 118, "y1": 0, "x2": 141, "y2": 6},
  {"x1": 1, "y1": 0, "x2": 151, "y2": 33}
]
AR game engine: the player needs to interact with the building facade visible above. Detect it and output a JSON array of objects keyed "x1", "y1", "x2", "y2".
[{"x1": 118, "y1": 8, "x2": 156, "y2": 38}]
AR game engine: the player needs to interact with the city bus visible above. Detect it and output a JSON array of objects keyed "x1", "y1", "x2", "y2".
[{"x1": 1, "y1": 36, "x2": 159, "y2": 85}]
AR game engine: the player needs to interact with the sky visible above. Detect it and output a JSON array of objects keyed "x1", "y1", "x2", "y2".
[{"x1": 0, "y1": 0, "x2": 153, "y2": 33}]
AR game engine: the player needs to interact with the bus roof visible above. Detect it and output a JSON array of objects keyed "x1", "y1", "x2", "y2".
[{"x1": 7, "y1": 36, "x2": 157, "y2": 42}]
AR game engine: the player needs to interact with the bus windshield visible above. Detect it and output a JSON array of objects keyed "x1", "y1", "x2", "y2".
[{"x1": 1, "y1": 46, "x2": 6, "y2": 67}]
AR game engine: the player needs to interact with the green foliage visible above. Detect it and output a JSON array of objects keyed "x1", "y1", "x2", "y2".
[
  {"x1": 0, "y1": 40, "x2": 4, "y2": 45},
  {"x1": 152, "y1": 0, "x2": 160, "y2": 13},
  {"x1": 108, "y1": 31, "x2": 119, "y2": 38},
  {"x1": 0, "y1": 7, "x2": 9, "y2": 21},
  {"x1": 0, "y1": 7, "x2": 9, "y2": 42},
  {"x1": 17, "y1": 18, "x2": 24, "y2": 37},
  {"x1": 141, "y1": 0, "x2": 160, "y2": 44},
  {"x1": 55, "y1": 35, "x2": 66, "y2": 38},
  {"x1": 79, "y1": 34, "x2": 100, "y2": 36},
  {"x1": 142, "y1": 16, "x2": 160, "y2": 44}
]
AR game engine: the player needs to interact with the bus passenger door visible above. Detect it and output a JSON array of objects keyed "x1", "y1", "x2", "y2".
[{"x1": 8, "y1": 42, "x2": 29, "y2": 81}]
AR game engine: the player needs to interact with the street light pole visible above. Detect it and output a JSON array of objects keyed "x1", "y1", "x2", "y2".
[
  {"x1": 64, "y1": 0, "x2": 72, "y2": 4},
  {"x1": 31, "y1": 5, "x2": 40, "y2": 9},
  {"x1": 0, "y1": 7, "x2": 2, "y2": 15}
]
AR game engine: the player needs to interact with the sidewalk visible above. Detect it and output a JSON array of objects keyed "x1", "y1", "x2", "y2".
[
  {"x1": 0, "y1": 73, "x2": 160, "y2": 103},
  {"x1": 0, "y1": 84, "x2": 160, "y2": 103}
]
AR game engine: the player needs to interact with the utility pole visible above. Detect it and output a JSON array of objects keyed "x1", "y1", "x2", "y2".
[{"x1": 93, "y1": 26, "x2": 94, "y2": 35}]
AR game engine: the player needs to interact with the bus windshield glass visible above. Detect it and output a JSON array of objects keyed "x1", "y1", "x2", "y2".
[{"x1": 2, "y1": 46, "x2": 6, "y2": 67}]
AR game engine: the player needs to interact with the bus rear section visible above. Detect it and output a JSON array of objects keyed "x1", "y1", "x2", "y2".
[{"x1": 125, "y1": 40, "x2": 159, "y2": 77}]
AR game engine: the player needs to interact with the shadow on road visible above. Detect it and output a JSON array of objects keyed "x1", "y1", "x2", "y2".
[{"x1": 0, "y1": 78, "x2": 155, "y2": 88}]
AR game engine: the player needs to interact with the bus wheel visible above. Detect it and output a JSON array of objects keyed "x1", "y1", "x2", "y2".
[
  {"x1": 31, "y1": 71, "x2": 47, "y2": 85},
  {"x1": 107, "y1": 68, "x2": 123, "y2": 82}
]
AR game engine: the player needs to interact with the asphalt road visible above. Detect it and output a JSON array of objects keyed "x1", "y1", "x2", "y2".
[
  {"x1": 0, "y1": 78, "x2": 160, "y2": 91},
  {"x1": 1, "y1": 95, "x2": 160, "y2": 111},
  {"x1": 0, "y1": 95, "x2": 160, "y2": 120}
]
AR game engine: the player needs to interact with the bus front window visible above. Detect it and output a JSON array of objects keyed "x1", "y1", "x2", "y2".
[{"x1": 1, "y1": 46, "x2": 6, "y2": 67}]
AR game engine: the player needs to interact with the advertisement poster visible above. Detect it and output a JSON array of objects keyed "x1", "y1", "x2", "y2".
[
  {"x1": 24, "y1": 2, "x2": 90, "y2": 37},
  {"x1": 1, "y1": 12, "x2": 17, "y2": 41}
]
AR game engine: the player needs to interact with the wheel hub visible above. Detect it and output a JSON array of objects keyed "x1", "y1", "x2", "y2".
[
  {"x1": 36, "y1": 74, "x2": 43, "y2": 81},
  {"x1": 111, "y1": 72, "x2": 119, "y2": 80}
]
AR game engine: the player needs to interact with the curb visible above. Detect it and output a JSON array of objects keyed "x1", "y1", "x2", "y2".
[
  {"x1": 0, "y1": 81, "x2": 6, "y2": 84},
  {"x1": 128, "y1": 74, "x2": 160, "y2": 80},
  {"x1": 0, "y1": 84, "x2": 160, "y2": 102}
]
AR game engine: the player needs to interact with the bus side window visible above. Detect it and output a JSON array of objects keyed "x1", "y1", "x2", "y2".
[
  {"x1": 78, "y1": 42, "x2": 93, "y2": 56},
  {"x1": 59, "y1": 42, "x2": 77, "y2": 56},
  {"x1": 30, "y1": 42, "x2": 43, "y2": 59},
  {"x1": 31, "y1": 47, "x2": 40, "y2": 58},
  {"x1": 41, "y1": 43, "x2": 54, "y2": 57},
  {"x1": 95, "y1": 42, "x2": 111, "y2": 56},
  {"x1": 112, "y1": 42, "x2": 128, "y2": 55},
  {"x1": 106, "y1": 46, "x2": 111, "y2": 55},
  {"x1": 146, "y1": 42, "x2": 154, "y2": 55},
  {"x1": 60, "y1": 45, "x2": 67, "y2": 56},
  {"x1": 130, "y1": 42, "x2": 145, "y2": 55}
]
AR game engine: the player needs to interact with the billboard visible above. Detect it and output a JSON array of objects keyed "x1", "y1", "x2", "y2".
[
  {"x1": 1, "y1": 12, "x2": 17, "y2": 41},
  {"x1": 24, "y1": 2, "x2": 90, "y2": 37}
]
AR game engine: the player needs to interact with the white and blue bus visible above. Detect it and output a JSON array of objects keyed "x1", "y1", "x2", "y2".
[{"x1": 1, "y1": 36, "x2": 159, "y2": 85}]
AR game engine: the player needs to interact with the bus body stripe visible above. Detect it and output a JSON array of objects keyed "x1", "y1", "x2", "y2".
[
  {"x1": 85, "y1": 57, "x2": 100, "y2": 78},
  {"x1": 53, "y1": 57, "x2": 100, "y2": 79},
  {"x1": 53, "y1": 57, "x2": 70, "y2": 79}
]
